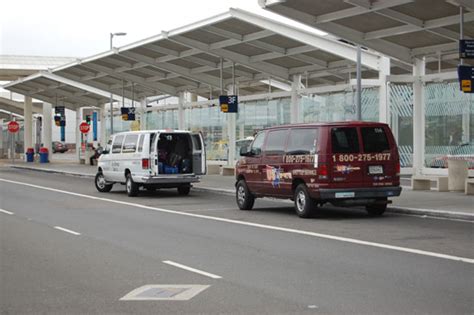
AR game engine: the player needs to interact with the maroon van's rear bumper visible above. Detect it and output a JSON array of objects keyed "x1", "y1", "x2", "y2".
[{"x1": 316, "y1": 186, "x2": 402, "y2": 200}]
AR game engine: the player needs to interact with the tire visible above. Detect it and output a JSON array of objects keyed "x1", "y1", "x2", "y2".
[
  {"x1": 236, "y1": 180, "x2": 255, "y2": 210},
  {"x1": 126, "y1": 173, "x2": 139, "y2": 197},
  {"x1": 177, "y1": 185, "x2": 191, "y2": 195},
  {"x1": 294, "y1": 184, "x2": 316, "y2": 218},
  {"x1": 95, "y1": 172, "x2": 113, "y2": 193},
  {"x1": 366, "y1": 201, "x2": 387, "y2": 216}
]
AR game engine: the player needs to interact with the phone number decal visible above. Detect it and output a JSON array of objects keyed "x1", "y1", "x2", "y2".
[{"x1": 332, "y1": 153, "x2": 390, "y2": 163}]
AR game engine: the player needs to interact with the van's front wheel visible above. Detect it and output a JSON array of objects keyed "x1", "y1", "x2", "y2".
[
  {"x1": 294, "y1": 184, "x2": 316, "y2": 218},
  {"x1": 95, "y1": 172, "x2": 113, "y2": 192},
  {"x1": 236, "y1": 180, "x2": 254, "y2": 210},
  {"x1": 126, "y1": 174, "x2": 139, "y2": 197}
]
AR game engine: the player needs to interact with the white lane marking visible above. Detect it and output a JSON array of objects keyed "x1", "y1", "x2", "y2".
[
  {"x1": 0, "y1": 209, "x2": 14, "y2": 215},
  {"x1": 163, "y1": 260, "x2": 222, "y2": 279},
  {"x1": 54, "y1": 226, "x2": 81, "y2": 236},
  {"x1": 1, "y1": 177, "x2": 473, "y2": 264}
]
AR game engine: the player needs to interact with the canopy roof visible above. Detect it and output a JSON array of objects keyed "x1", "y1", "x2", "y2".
[
  {"x1": 4, "y1": 8, "x2": 387, "y2": 106},
  {"x1": 0, "y1": 55, "x2": 75, "y2": 81},
  {"x1": 260, "y1": 0, "x2": 474, "y2": 70}
]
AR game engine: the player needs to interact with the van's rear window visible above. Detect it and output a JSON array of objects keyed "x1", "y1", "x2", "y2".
[
  {"x1": 331, "y1": 128, "x2": 360, "y2": 153},
  {"x1": 361, "y1": 127, "x2": 390, "y2": 153}
]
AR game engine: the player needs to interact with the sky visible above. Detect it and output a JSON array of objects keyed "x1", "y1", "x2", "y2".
[{"x1": 0, "y1": 0, "x2": 325, "y2": 59}]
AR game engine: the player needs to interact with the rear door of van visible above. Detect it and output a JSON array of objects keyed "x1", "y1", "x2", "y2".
[
  {"x1": 329, "y1": 127, "x2": 365, "y2": 189},
  {"x1": 360, "y1": 125, "x2": 399, "y2": 187},
  {"x1": 192, "y1": 133, "x2": 206, "y2": 175}
]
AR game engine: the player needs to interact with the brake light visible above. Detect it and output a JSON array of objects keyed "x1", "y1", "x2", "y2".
[
  {"x1": 142, "y1": 158, "x2": 150, "y2": 169},
  {"x1": 318, "y1": 164, "x2": 328, "y2": 180},
  {"x1": 395, "y1": 160, "x2": 400, "y2": 176}
]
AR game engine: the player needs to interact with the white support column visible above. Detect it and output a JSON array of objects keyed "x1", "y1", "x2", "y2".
[
  {"x1": 178, "y1": 92, "x2": 185, "y2": 130},
  {"x1": 24, "y1": 96, "x2": 33, "y2": 150},
  {"x1": 42, "y1": 102, "x2": 53, "y2": 158},
  {"x1": 75, "y1": 107, "x2": 81, "y2": 163},
  {"x1": 100, "y1": 104, "x2": 107, "y2": 145},
  {"x1": 291, "y1": 74, "x2": 302, "y2": 123},
  {"x1": 413, "y1": 58, "x2": 426, "y2": 175},
  {"x1": 0, "y1": 118, "x2": 4, "y2": 158},
  {"x1": 378, "y1": 57, "x2": 391, "y2": 123},
  {"x1": 140, "y1": 97, "x2": 147, "y2": 131}
]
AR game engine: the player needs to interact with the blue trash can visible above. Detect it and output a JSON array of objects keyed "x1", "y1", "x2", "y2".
[
  {"x1": 25, "y1": 148, "x2": 35, "y2": 162},
  {"x1": 39, "y1": 147, "x2": 49, "y2": 163}
]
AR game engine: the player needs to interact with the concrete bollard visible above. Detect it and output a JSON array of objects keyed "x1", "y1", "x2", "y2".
[{"x1": 448, "y1": 158, "x2": 468, "y2": 191}]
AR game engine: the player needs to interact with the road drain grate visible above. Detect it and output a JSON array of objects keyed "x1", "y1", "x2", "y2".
[{"x1": 120, "y1": 285, "x2": 210, "y2": 301}]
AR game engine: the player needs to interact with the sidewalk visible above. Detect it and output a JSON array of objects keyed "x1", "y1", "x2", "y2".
[{"x1": 3, "y1": 159, "x2": 473, "y2": 221}]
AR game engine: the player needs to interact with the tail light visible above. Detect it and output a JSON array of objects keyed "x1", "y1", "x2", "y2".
[
  {"x1": 395, "y1": 160, "x2": 400, "y2": 176},
  {"x1": 142, "y1": 158, "x2": 150, "y2": 169},
  {"x1": 318, "y1": 164, "x2": 328, "y2": 180}
]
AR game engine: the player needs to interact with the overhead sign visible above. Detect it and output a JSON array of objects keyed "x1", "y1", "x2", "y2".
[
  {"x1": 79, "y1": 122, "x2": 90, "y2": 134},
  {"x1": 460, "y1": 39, "x2": 474, "y2": 59},
  {"x1": 121, "y1": 107, "x2": 136, "y2": 121},
  {"x1": 7, "y1": 121, "x2": 20, "y2": 133},
  {"x1": 458, "y1": 65, "x2": 474, "y2": 93},
  {"x1": 55, "y1": 106, "x2": 65, "y2": 115},
  {"x1": 219, "y1": 95, "x2": 238, "y2": 113}
]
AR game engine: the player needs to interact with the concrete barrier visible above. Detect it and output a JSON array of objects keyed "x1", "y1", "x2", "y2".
[{"x1": 448, "y1": 159, "x2": 468, "y2": 191}]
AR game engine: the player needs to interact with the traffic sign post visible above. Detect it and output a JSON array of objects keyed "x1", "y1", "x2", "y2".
[{"x1": 7, "y1": 121, "x2": 19, "y2": 164}]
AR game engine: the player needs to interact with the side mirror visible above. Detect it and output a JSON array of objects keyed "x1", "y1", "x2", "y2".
[{"x1": 240, "y1": 146, "x2": 250, "y2": 157}]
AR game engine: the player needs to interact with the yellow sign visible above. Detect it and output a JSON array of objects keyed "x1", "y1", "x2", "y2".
[
  {"x1": 462, "y1": 80, "x2": 472, "y2": 92},
  {"x1": 221, "y1": 104, "x2": 229, "y2": 113}
]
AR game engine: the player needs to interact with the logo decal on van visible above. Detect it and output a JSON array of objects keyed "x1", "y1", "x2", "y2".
[
  {"x1": 335, "y1": 165, "x2": 361, "y2": 174},
  {"x1": 266, "y1": 165, "x2": 292, "y2": 187}
]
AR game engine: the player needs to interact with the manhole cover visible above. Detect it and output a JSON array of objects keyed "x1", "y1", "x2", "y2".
[{"x1": 120, "y1": 285, "x2": 210, "y2": 301}]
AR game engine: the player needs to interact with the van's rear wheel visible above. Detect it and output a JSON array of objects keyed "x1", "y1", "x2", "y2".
[
  {"x1": 95, "y1": 172, "x2": 113, "y2": 193},
  {"x1": 236, "y1": 180, "x2": 254, "y2": 210},
  {"x1": 126, "y1": 174, "x2": 139, "y2": 197},
  {"x1": 365, "y1": 202, "x2": 387, "y2": 216},
  {"x1": 294, "y1": 184, "x2": 316, "y2": 218},
  {"x1": 177, "y1": 185, "x2": 191, "y2": 195}
]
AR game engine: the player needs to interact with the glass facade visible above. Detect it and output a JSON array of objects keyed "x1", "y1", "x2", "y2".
[{"x1": 389, "y1": 83, "x2": 413, "y2": 168}]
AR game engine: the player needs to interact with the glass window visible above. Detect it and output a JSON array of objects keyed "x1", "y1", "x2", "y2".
[
  {"x1": 264, "y1": 129, "x2": 288, "y2": 155},
  {"x1": 250, "y1": 132, "x2": 265, "y2": 155},
  {"x1": 361, "y1": 127, "x2": 390, "y2": 153},
  {"x1": 137, "y1": 134, "x2": 144, "y2": 152},
  {"x1": 122, "y1": 134, "x2": 139, "y2": 153},
  {"x1": 331, "y1": 128, "x2": 360, "y2": 153},
  {"x1": 287, "y1": 128, "x2": 318, "y2": 155},
  {"x1": 111, "y1": 135, "x2": 124, "y2": 154}
]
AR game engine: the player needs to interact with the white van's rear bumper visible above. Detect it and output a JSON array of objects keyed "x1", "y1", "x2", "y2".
[{"x1": 138, "y1": 175, "x2": 201, "y2": 185}]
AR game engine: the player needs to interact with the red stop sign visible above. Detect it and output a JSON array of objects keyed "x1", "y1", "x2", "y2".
[
  {"x1": 7, "y1": 121, "x2": 20, "y2": 133},
  {"x1": 79, "y1": 122, "x2": 90, "y2": 134}
]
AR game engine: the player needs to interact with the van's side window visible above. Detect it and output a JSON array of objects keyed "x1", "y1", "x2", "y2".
[
  {"x1": 250, "y1": 132, "x2": 265, "y2": 156},
  {"x1": 264, "y1": 129, "x2": 288, "y2": 155},
  {"x1": 137, "y1": 135, "x2": 145, "y2": 152},
  {"x1": 361, "y1": 127, "x2": 390, "y2": 152},
  {"x1": 331, "y1": 128, "x2": 360, "y2": 153},
  {"x1": 150, "y1": 133, "x2": 156, "y2": 153},
  {"x1": 111, "y1": 135, "x2": 124, "y2": 154},
  {"x1": 122, "y1": 134, "x2": 139, "y2": 153},
  {"x1": 287, "y1": 128, "x2": 318, "y2": 155}
]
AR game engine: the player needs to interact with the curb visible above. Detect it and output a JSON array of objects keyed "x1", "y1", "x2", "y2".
[{"x1": 9, "y1": 165, "x2": 474, "y2": 222}]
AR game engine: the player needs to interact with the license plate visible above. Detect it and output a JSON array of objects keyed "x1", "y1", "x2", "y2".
[
  {"x1": 335, "y1": 192, "x2": 355, "y2": 198},
  {"x1": 369, "y1": 165, "x2": 383, "y2": 175}
]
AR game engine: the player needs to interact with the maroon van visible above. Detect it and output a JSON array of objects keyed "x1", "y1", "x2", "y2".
[{"x1": 235, "y1": 122, "x2": 402, "y2": 218}]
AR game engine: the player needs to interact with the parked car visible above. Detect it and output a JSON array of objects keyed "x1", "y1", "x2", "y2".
[
  {"x1": 95, "y1": 130, "x2": 206, "y2": 197},
  {"x1": 428, "y1": 143, "x2": 474, "y2": 169},
  {"x1": 52, "y1": 141, "x2": 68, "y2": 153},
  {"x1": 235, "y1": 122, "x2": 402, "y2": 218}
]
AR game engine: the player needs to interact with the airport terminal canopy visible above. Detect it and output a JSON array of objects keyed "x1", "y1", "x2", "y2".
[
  {"x1": 0, "y1": 55, "x2": 75, "y2": 81},
  {"x1": 260, "y1": 0, "x2": 474, "y2": 70},
  {"x1": 5, "y1": 8, "x2": 388, "y2": 105}
]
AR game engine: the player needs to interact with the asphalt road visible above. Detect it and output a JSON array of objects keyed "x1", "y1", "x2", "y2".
[{"x1": 1, "y1": 167, "x2": 473, "y2": 315}]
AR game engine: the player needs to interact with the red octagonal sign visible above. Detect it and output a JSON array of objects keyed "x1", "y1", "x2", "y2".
[
  {"x1": 7, "y1": 121, "x2": 20, "y2": 133},
  {"x1": 79, "y1": 122, "x2": 90, "y2": 134}
]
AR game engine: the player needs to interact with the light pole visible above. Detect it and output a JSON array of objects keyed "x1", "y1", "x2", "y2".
[{"x1": 109, "y1": 32, "x2": 127, "y2": 136}]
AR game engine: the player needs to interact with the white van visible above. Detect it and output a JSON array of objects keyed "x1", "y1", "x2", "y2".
[{"x1": 94, "y1": 130, "x2": 206, "y2": 197}]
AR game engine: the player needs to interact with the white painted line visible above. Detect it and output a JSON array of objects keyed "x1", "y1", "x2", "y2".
[
  {"x1": 54, "y1": 226, "x2": 81, "y2": 236},
  {"x1": 1, "y1": 177, "x2": 473, "y2": 264},
  {"x1": 0, "y1": 209, "x2": 14, "y2": 215},
  {"x1": 163, "y1": 260, "x2": 222, "y2": 279}
]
